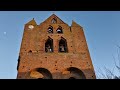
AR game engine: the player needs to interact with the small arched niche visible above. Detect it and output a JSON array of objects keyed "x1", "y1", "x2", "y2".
[
  {"x1": 51, "y1": 18, "x2": 57, "y2": 24},
  {"x1": 56, "y1": 26, "x2": 63, "y2": 34},
  {"x1": 47, "y1": 26, "x2": 53, "y2": 33}
]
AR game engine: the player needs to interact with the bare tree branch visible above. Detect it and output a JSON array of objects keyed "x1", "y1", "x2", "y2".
[{"x1": 98, "y1": 45, "x2": 120, "y2": 79}]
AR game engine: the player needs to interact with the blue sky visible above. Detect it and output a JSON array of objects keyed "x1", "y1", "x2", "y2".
[{"x1": 0, "y1": 11, "x2": 120, "y2": 79}]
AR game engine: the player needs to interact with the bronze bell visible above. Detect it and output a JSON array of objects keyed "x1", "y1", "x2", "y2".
[
  {"x1": 60, "y1": 45, "x2": 65, "y2": 51},
  {"x1": 46, "y1": 45, "x2": 50, "y2": 52}
]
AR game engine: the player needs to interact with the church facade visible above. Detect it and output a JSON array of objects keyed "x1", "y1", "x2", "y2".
[{"x1": 17, "y1": 14, "x2": 96, "y2": 79}]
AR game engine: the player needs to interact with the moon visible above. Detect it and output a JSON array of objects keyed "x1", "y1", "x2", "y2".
[{"x1": 3, "y1": 32, "x2": 6, "y2": 35}]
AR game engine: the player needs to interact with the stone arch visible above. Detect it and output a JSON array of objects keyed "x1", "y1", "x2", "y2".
[
  {"x1": 30, "y1": 68, "x2": 53, "y2": 79},
  {"x1": 64, "y1": 67, "x2": 86, "y2": 79}
]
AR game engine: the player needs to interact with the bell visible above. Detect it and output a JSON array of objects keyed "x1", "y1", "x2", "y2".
[
  {"x1": 61, "y1": 47, "x2": 65, "y2": 51},
  {"x1": 57, "y1": 29, "x2": 61, "y2": 33},
  {"x1": 49, "y1": 48, "x2": 52, "y2": 52},
  {"x1": 48, "y1": 28, "x2": 53, "y2": 33},
  {"x1": 60, "y1": 45, "x2": 65, "y2": 51}
]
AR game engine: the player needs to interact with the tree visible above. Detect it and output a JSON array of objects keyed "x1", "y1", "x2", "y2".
[{"x1": 97, "y1": 45, "x2": 120, "y2": 79}]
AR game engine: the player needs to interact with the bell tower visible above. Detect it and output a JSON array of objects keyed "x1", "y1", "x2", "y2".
[{"x1": 17, "y1": 14, "x2": 96, "y2": 79}]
